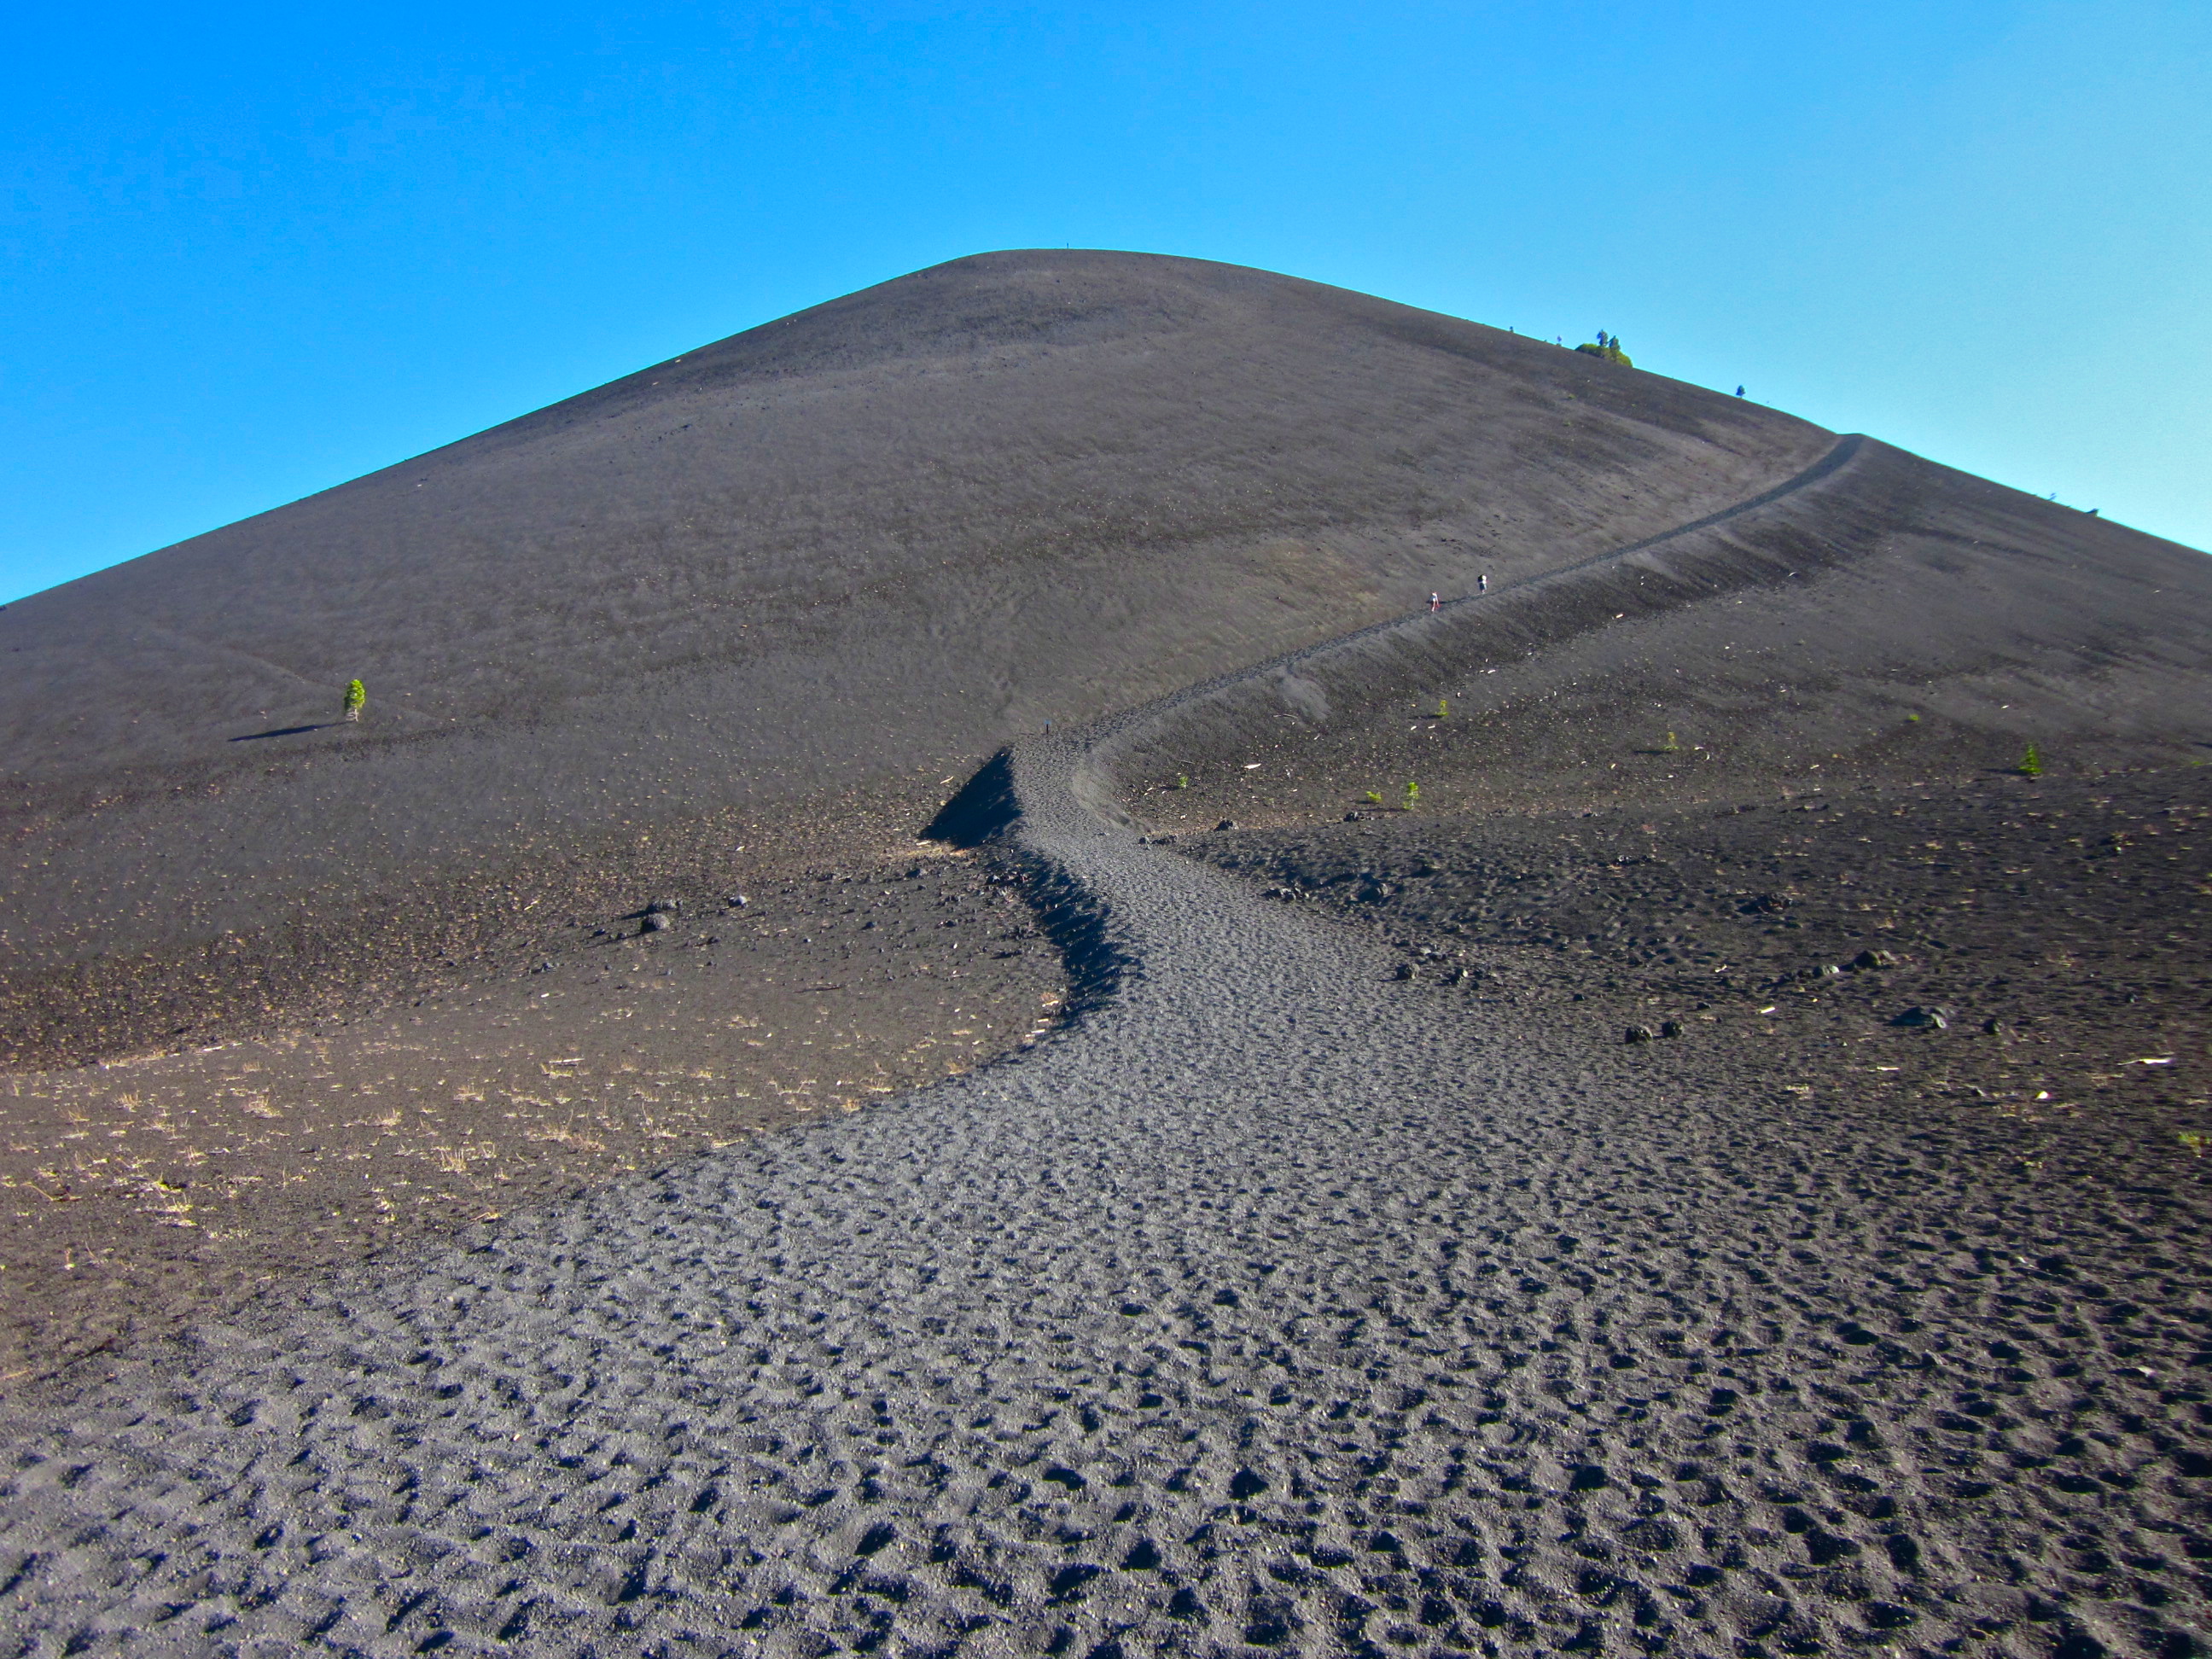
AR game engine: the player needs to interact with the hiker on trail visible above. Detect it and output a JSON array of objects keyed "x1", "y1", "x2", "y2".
[
  {"x1": 1429, "y1": 592, "x2": 1441, "y2": 613},
  {"x1": 1479, "y1": 573, "x2": 1488, "y2": 593}
]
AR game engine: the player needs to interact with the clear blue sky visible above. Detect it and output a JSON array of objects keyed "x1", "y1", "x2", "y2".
[{"x1": 5, "y1": 1, "x2": 2208, "y2": 602}]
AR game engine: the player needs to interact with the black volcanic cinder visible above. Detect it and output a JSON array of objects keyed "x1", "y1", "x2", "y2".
[
  {"x1": 0, "y1": 250, "x2": 1831, "y2": 1068},
  {"x1": 0, "y1": 253, "x2": 2207, "y2": 1659}
]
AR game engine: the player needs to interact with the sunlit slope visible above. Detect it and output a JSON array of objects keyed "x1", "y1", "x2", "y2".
[
  {"x1": 1109, "y1": 435, "x2": 2212, "y2": 820},
  {"x1": 0, "y1": 249, "x2": 1829, "y2": 992}
]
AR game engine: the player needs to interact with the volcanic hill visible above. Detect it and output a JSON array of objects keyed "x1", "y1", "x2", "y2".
[
  {"x1": 2, "y1": 249, "x2": 1834, "y2": 1067},
  {"x1": 2, "y1": 254, "x2": 2211, "y2": 1659}
]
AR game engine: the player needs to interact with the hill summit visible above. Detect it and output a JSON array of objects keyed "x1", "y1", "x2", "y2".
[{"x1": 0, "y1": 250, "x2": 1830, "y2": 1063}]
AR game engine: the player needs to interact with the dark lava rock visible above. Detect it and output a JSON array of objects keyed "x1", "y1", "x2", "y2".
[
  {"x1": 1892, "y1": 1005, "x2": 1951, "y2": 1029},
  {"x1": 1853, "y1": 948, "x2": 1901, "y2": 969},
  {"x1": 1625, "y1": 1025, "x2": 1656, "y2": 1043},
  {"x1": 643, "y1": 912, "x2": 673, "y2": 933},
  {"x1": 1660, "y1": 1020, "x2": 1684, "y2": 1038},
  {"x1": 1215, "y1": 819, "x2": 1239, "y2": 831}
]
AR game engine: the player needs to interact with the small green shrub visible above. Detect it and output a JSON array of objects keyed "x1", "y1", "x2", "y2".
[
  {"x1": 1403, "y1": 780, "x2": 1420, "y2": 810},
  {"x1": 1364, "y1": 790, "x2": 1384, "y2": 805},
  {"x1": 1436, "y1": 697, "x2": 1449, "y2": 719},
  {"x1": 1575, "y1": 331, "x2": 1633, "y2": 367},
  {"x1": 2180, "y1": 1131, "x2": 2208, "y2": 1156},
  {"x1": 1659, "y1": 731, "x2": 1681, "y2": 754},
  {"x1": 1173, "y1": 773, "x2": 1189, "y2": 791},
  {"x1": 2018, "y1": 742, "x2": 2044, "y2": 777},
  {"x1": 343, "y1": 679, "x2": 366, "y2": 722}
]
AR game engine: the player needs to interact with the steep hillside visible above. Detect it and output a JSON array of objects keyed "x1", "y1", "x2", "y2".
[
  {"x1": 0, "y1": 249, "x2": 1830, "y2": 1064},
  {"x1": 1115, "y1": 434, "x2": 2212, "y2": 826}
]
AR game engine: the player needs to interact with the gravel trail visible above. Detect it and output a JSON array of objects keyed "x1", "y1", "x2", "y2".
[{"x1": 0, "y1": 444, "x2": 2203, "y2": 1658}]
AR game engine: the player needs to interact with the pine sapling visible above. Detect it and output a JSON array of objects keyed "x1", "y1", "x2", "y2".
[
  {"x1": 2019, "y1": 742, "x2": 2044, "y2": 778},
  {"x1": 1403, "y1": 780, "x2": 1420, "y2": 811}
]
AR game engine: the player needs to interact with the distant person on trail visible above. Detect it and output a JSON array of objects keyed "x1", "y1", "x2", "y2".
[
  {"x1": 1429, "y1": 592, "x2": 1441, "y2": 613},
  {"x1": 1735, "y1": 385, "x2": 1745, "y2": 398},
  {"x1": 1478, "y1": 573, "x2": 1488, "y2": 593}
]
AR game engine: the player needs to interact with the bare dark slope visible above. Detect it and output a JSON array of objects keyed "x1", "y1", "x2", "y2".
[
  {"x1": 1115, "y1": 434, "x2": 2212, "y2": 824},
  {"x1": 0, "y1": 602, "x2": 2206, "y2": 1658},
  {"x1": 2, "y1": 325, "x2": 2209, "y2": 1655},
  {"x1": 0, "y1": 250, "x2": 1829, "y2": 1064}
]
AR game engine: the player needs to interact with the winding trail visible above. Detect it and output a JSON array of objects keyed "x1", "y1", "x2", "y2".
[{"x1": 0, "y1": 437, "x2": 2196, "y2": 1659}]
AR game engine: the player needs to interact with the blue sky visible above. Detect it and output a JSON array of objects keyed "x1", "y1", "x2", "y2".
[{"x1": 4, "y1": 1, "x2": 2207, "y2": 602}]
